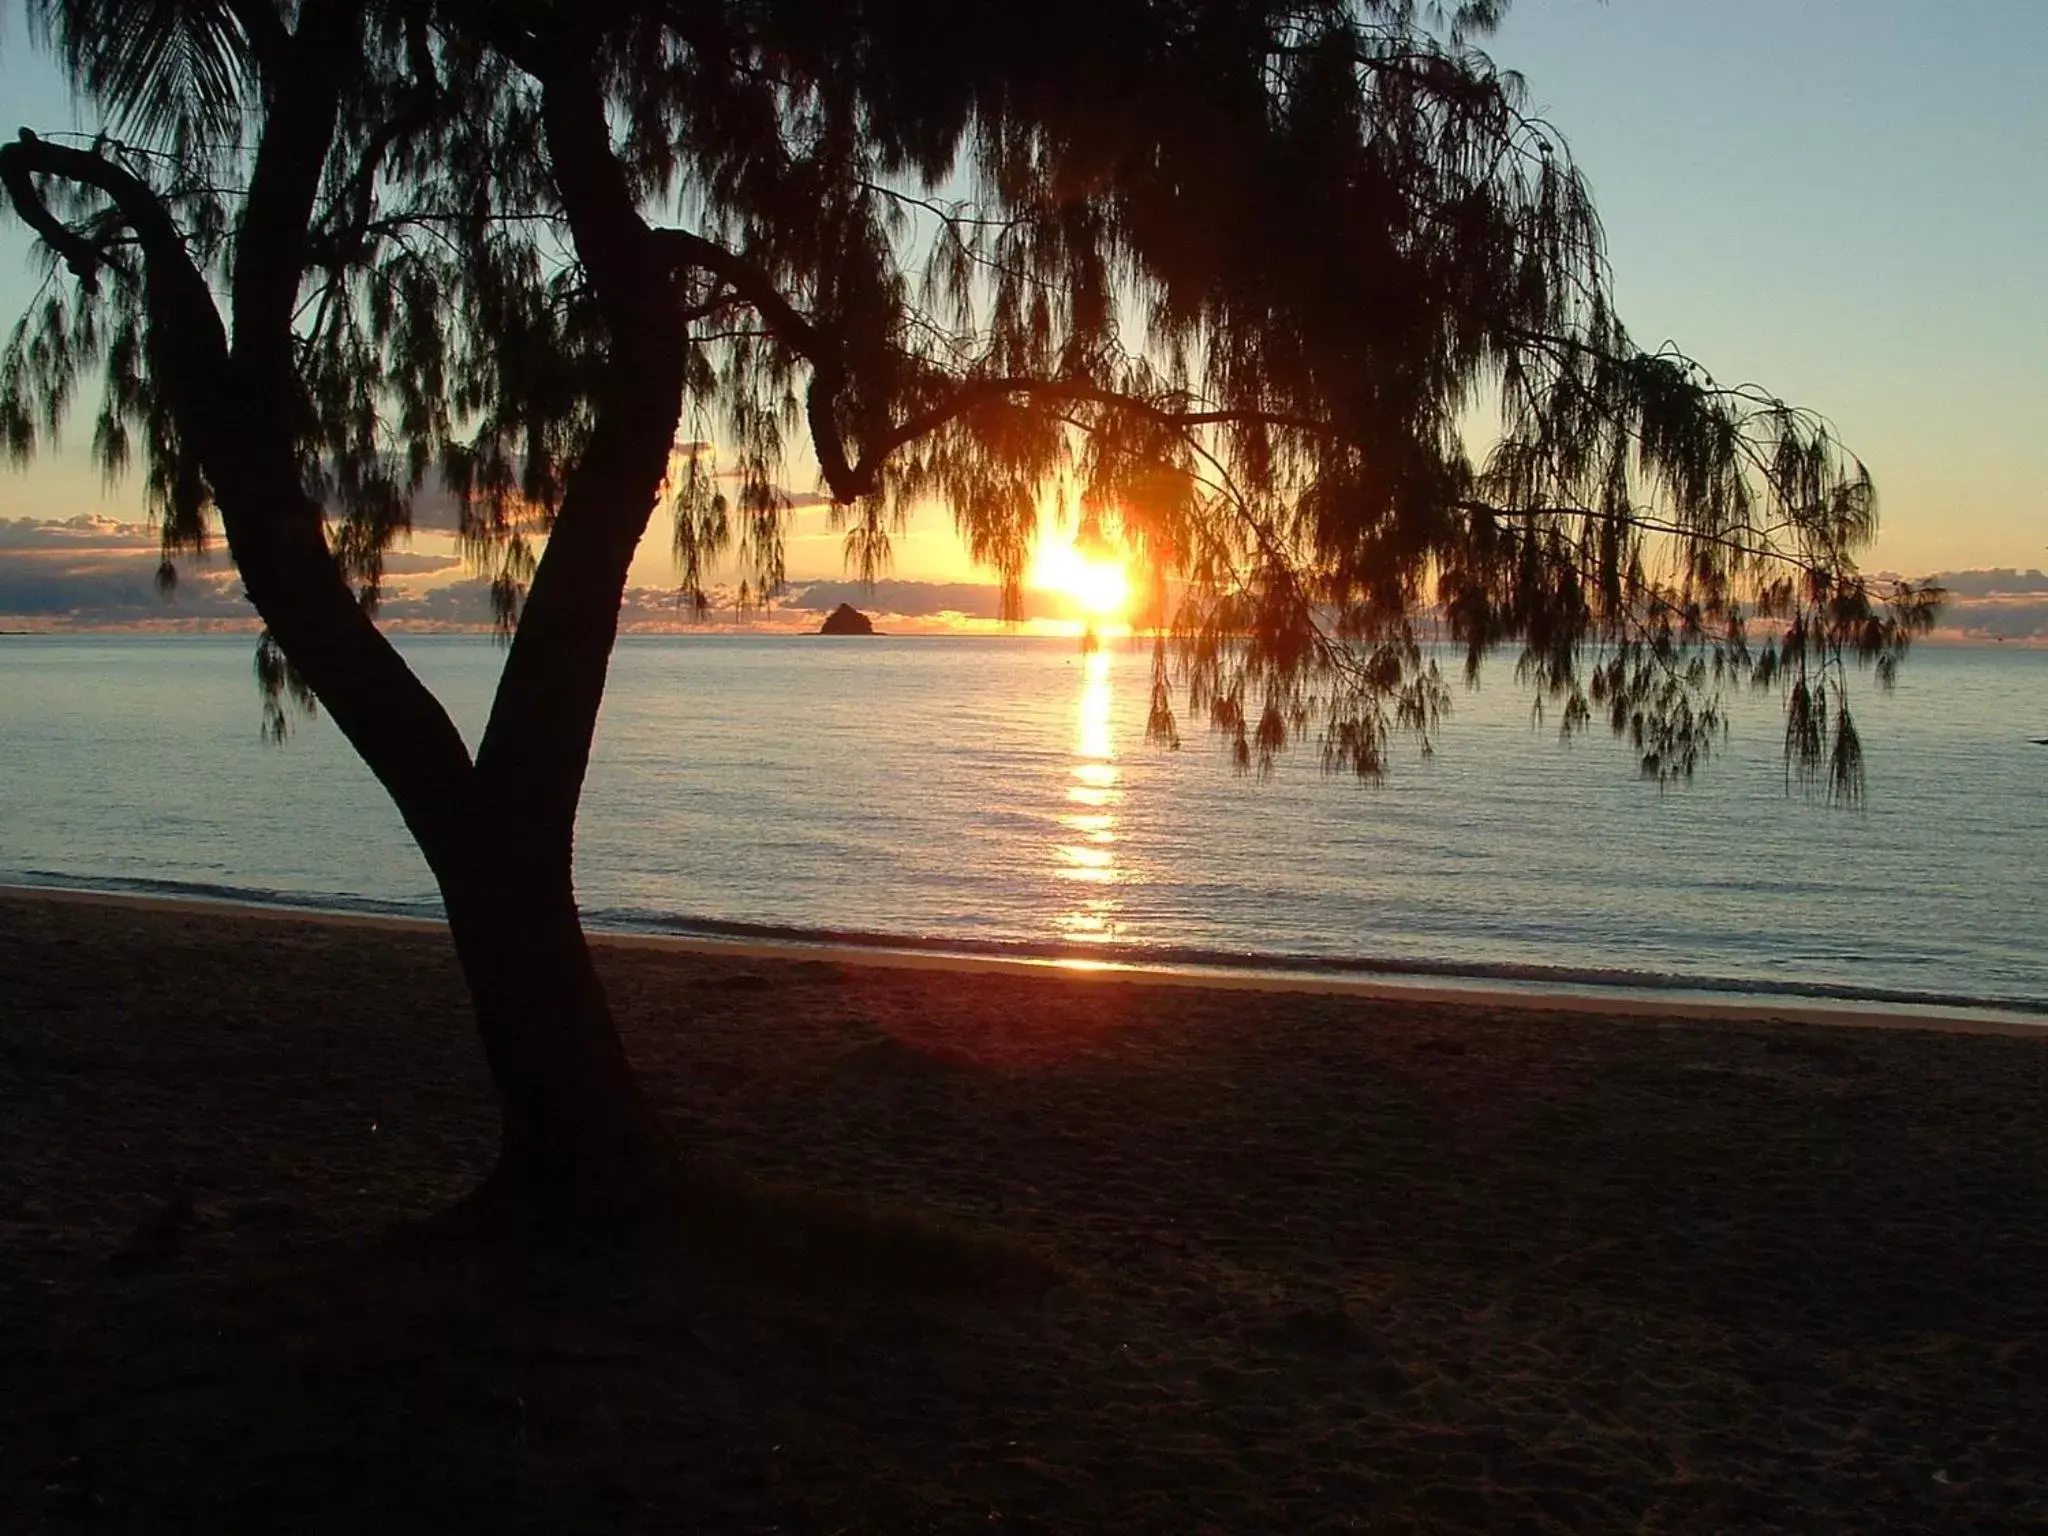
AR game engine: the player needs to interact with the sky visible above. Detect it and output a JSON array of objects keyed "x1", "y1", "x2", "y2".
[
  {"x1": 1, "y1": 0, "x2": 2043, "y2": 632},
  {"x1": 1482, "y1": 0, "x2": 2047, "y2": 579}
]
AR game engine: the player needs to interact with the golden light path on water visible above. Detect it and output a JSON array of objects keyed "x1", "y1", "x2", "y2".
[{"x1": 1052, "y1": 648, "x2": 1125, "y2": 944}]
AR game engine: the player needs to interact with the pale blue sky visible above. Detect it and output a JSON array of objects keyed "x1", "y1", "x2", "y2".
[
  {"x1": 2, "y1": 1, "x2": 2042, "y2": 581},
  {"x1": 1483, "y1": 0, "x2": 2046, "y2": 574}
]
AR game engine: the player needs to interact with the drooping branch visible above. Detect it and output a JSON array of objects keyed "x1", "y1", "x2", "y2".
[
  {"x1": 842, "y1": 375, "x2": 1340, "y2": 496},
  {"x1": 6, "y1": 36, "x2": 479, "y2": 843},
  {"x1": 648, "y1": 224, "x2": 865, "y2": 499},
  {"x1": 0, "y1": 134, "x2": 115, "y2": 289},
  {"x1": 306, "y1": 62, "x2": 450, "y2": 274},
  {"x1": 1, "y1": 129, "x2": 240, "y2": 467},
  {"x1": 657, "y1": 221, "x2": 1348, "y2": 505},
  {"x1": 1, "y1": 131, "x2": 215, "y2": 317}
]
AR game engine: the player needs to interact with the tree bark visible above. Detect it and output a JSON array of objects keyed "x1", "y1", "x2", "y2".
[
  {"x1": 6, "y1": 9, "x2": 692, "y2": 1223},
  {"x1": 221, "y1": 18, "x2": 687, "y2": 1212},
  {"x1": 422, "y1": 53, "x2": 695, "y2": 1214},
  {"x1": 435, "y1": 830, "x2": 678, "y2": 1214}
]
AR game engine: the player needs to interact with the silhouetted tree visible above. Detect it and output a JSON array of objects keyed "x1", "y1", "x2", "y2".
[{"x1": 1, "y1": 0, "x2": 1939, "y2": 1219}]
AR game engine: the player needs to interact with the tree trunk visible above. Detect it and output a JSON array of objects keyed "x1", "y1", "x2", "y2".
[
  {"x1": 434, "y1": 831, "x2": 679, "y2": 1217},
  {"x1": 9, "y1": 11, "x2": 696, "y2": 1226},
  {"x1": 404, "y1": 56, "x2": 698, "y2": 1220},
  {"x1": 225, "y1": 480, "x2": 685, "y2": 1223}
]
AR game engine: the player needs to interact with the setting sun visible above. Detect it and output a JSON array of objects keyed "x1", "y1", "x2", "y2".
[{"x1": 1029, "y1": 538, "x2": 1132, "y2": 621}]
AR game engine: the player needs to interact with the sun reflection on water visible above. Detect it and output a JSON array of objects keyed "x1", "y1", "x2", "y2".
[{"x1": 1054, "y1": 649, "x2": 1125, "y2": 942}]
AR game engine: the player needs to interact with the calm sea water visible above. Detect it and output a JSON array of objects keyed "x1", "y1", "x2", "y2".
[{"x1": 1, "y1": 633, "x2": 2043, "y2": 1013}]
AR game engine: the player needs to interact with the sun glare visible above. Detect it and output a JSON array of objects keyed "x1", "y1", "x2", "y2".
[{"x1": 1029, "y1": 539, "x2": 1132, "y2": 622}]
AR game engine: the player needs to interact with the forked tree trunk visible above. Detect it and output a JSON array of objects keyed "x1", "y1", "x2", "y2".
[
  {"x1": 228, "y1": 473, "x2": 688, "y2": 1221},
  {"x1": 219, "y1": 445, "x2": 682, "y2": 1218},
  {"x1": 2, "y1": 11, "x2": 697, "y2": 1223},
  {"x1": 413, "y1": 55, "x2": 696, "y2": 1218}
]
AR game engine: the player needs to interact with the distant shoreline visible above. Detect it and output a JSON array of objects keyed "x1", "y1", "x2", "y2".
[
  {"x1": 10, "y1": 881, "x2": 2041, "y2": 1037},
  {"x1": 1, "y1": 626, "x2": 2045, "y2": 648}
]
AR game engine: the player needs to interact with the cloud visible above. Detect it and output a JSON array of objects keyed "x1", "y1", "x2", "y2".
[
  {"x1": 1886, "y1": 570, "x2": 2048, "y2": 641},
  {"x1": 0, "y1": 514, "x2": 163, "y2": 551},
  {"x1": 352, "y1": 477, "x2": 542, "y2": 535},
  {"x1": 373, "y1": 551, "x2": 463, "y2": 576},
  {"x1": 1931, "y1": 596, "x2": 2048, "y2": 642},
  {"x1": 365, "y1": 580, "x2": 818, "y2": 633},
  {"x1": 0, "y1": 549, "x2": 248, "y2": 624},
  {"x1": 785, "y1": 578, "x2": 1119, "y2": 624},
  {"x1": 1930, "y1": 568, "x2": 2048, "y2": 598},
  {"x1": 0, "y1": 542, "x2": 452, "y2": 627},
  {"x1": 787, "y1": 579, "x2": 1011, "y2": 620},
  {"x1": 371, "y1": 581, "x2": 500, "y2": 627},
  {"x1": 700, "y1": 471, "x2": 836, "y2": 513},
  {"x1": 12, "y1": 546, "x2": 2048, "y2": 644}
]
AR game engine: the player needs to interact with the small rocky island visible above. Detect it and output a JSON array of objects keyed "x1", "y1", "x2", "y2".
[{"x1": 817, "y1": 603, "x2": 875, "y2": 636}]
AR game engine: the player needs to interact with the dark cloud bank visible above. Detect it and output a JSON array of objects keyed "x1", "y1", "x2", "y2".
[{"x1": 2, "y1": 520, "x2": 2043, "y2": 643}]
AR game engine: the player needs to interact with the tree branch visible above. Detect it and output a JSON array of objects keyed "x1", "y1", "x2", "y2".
[
  {"x1": 0, "y1": 134, "x2": 112, "y2": 289},
  {"x1": 307, "y1": 60, "x2": 450, "y2": 273},
  {"x1": 3, "y1": 128, "x2": 477, "y2": 839},
  {"x1": 841, "y1": 375, "x2": 1337, "y2": 499},
  {"x1": 3, "y1": 132, "x2": 186, "y2": 281},
  {"x1": 540, "y1": 62, "x2": 667, "y2": 331},
  {"x1": 232, "y1": 0, "x2": 358, "y2": 397},
  {"x1": 646, "y1": 225, "x2": 866, "y2": 499},
  {"x1": 0, "y1": 130, "x2": 228, "y2": 377}
]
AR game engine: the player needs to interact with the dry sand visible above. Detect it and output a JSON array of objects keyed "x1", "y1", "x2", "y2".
[{"x1": 2, "y1": 889, "x2": 2045, "y2": 1532}]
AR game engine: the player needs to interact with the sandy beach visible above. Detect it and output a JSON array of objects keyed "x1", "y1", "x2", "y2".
[{"x1": 3, "y1": 889, "x2": 2045, "y2": 1531}]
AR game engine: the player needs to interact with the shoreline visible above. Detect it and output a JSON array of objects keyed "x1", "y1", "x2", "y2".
[
  {"x1": 4, "y1": 626, "x2": 2045, "y2": 647},
  {"x1": 11, "y1": 880, "x2": 2043, "y2": 1037}
]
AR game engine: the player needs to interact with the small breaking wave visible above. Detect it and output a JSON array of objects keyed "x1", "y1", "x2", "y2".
[{"x1": 11, "y1": 869, "x2": 2043, "y2": 1023}]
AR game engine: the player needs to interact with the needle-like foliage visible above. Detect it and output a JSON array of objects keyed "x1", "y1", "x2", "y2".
[
  {"x1": 0, "y1": 0, "x2": 1951, "y2": 1213},
  {"x1": 5, "y1": 0, "x2": 1940, "y2": 797}
]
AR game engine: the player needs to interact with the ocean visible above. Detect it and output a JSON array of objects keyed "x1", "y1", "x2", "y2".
[{"x1": 1, "y1": 632, "x2": 2042, "y2": 1015}]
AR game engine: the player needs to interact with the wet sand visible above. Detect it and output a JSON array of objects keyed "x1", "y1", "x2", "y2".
[{"x1": 3, "y1": 890, "x2": 2045, "y2": 1531}]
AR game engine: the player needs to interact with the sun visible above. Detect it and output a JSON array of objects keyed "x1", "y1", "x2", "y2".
[{"x1": 1029, "y1": 538, "x2": 1132, "y2": 621}]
